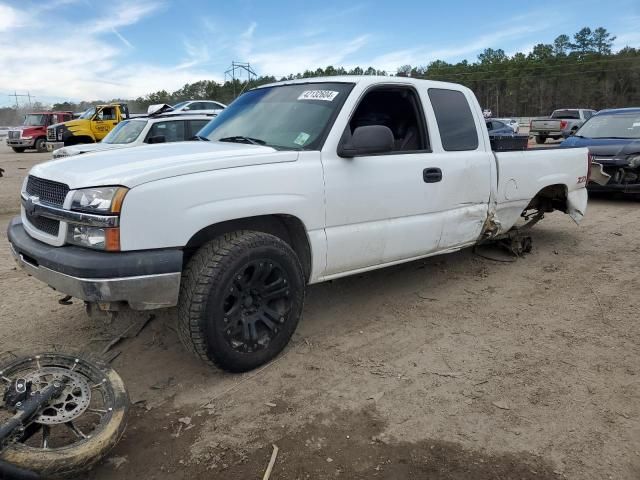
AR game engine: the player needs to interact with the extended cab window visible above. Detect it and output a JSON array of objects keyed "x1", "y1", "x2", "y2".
[
  {"x1": 147, "y1": 120, "x2": 186, "y2": 143},
  {"x1": 346, "y1": 86, "x2": 428, "y2": 153},
  {"x1": 428, "y1": 88, "x2": 479, "y2": 151}
]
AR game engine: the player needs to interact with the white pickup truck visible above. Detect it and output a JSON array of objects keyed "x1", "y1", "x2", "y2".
[{"x1": 8, "y1": 76, "x2": 590, "y2": 372}]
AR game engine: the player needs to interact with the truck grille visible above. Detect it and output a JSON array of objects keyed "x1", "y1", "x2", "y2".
[
  {"x1": 26, "y1": 211, "x2": 60, "y2": 236},
  {"x1": 8, "y1": 130, "x2": 20, "y2": 139},
  {"x1": 25, "y1": 175, "x2": 69, "y2": 207},
  {"x1": 47, "y1": 127, "x2": 56, "y2": 142}
]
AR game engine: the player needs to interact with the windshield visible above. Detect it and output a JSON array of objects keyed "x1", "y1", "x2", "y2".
[
  {"x1": 172, "y1": 101, "x2": 189, "y2": 110},
  {"x1": 551, "y1": 109, "x2": 580, "y2": 119},
  {"x1": 199, "y1": 82, "x2": 354, "y2": 150},
  {"x1": 22, "y1": 114, "x2": 45, "y2": 126},
  {"x1": 102, "y1": 119, "x2": 147, "y2": 144},
  {"x1": 576, "y1": 113, "x2": 640, "y2": 139},
  {"x1": 78, "y1": 107, "x2": 96, "y2": 119}
]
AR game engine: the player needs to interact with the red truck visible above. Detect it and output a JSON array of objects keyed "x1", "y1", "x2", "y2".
[{"x1": 6, "y1": 111, "x2": 74, "y2": 153}]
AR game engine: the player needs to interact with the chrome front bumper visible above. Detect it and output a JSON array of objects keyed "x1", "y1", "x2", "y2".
[
  {"x1": 6, "y1": 139, "x2": 35, "y2": 148},
  {"x1": 8, "y1": 217, "x2": 182, "y2": 311},
  {"x1": 10, "y1": 244, "x2": 180, "y2": 310}
]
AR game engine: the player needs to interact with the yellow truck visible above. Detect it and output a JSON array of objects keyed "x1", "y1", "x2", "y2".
[{"x1": 45, "y1": 103, "x2": 136, "y2": 151}]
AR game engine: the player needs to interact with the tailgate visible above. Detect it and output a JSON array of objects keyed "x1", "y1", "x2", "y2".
[{"x1": 531, "y1": 119, "x2": 561, "y2": 131}]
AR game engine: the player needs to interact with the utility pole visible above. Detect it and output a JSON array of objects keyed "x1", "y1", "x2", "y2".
[{"x1": 224, "y1": 62, "x2": 257, "y2": 99}]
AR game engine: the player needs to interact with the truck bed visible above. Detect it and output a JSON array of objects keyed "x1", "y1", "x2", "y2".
[{"x1": 491, "y1": 147, "x2": 589, "y2": 231}]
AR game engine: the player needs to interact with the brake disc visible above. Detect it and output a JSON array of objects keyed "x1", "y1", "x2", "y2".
[{"x1": 23, "y1": 367, "x2": 91, "y2": 425}]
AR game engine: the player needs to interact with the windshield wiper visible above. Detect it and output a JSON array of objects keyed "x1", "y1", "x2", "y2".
[
  {"x1": 190, "y1": 135, "x2": 210, "y2": 141},
  {"x1": 219, "y1": 135, "x2": 266, "y2": 146}
]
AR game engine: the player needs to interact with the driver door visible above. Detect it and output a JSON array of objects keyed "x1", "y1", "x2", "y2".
[
  {"x1": 91, "y1": 107, "x2": 116, "y2": 140},
  {"x1": 320, "y1": 85, "x2": 446, "y2": 277}
]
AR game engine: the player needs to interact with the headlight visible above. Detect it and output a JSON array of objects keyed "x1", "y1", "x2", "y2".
[
  {"x1": 66, "y1": 186, "x2": 128, "y2": 251},
  {"x1": 628, "y1": 154, "x2": 640, "y2": 169},
  {"x1": 22, "y1": 135, "x2": 33, "y2": 140},
  {"x1": 70, "y1": 186, "x2": 128, "y2": 214}
]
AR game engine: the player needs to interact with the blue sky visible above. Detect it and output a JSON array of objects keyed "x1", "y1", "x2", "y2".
[{"x1": 0, "y1": 0, "x2": 639, "y2": 106}]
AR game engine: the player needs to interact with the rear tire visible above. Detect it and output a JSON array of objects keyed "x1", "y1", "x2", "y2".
[
  {"x1": 35, "y1": 137, "x2": 47, "y2": 152},
  {"x1": 535, "y1": 135, "x2": 547, "y2": 144},
  {"x1": 178, "y1": 231, "x2": 305, "y2": 372},
  {"x1": 11, "y1": 147, "x2": 26, "y2": 153}
]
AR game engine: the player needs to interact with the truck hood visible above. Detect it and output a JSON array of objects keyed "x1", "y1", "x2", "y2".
[
  {"x1": 11, "y1": 126, "x2": 44, "y2": 135},
  {"x1": 560, "y1": 136, "x2": 640, "y2": 157},
  {"x1": 30, "y1": 141, "x2": 298, "y2": 189}
]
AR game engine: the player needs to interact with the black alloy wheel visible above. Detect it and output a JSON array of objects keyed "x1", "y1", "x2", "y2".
[{"x1": 221, "y1": 259, "x2": 292, "y2": 354}]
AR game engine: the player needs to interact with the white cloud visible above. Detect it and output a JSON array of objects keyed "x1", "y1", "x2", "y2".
[
  {"x1": 0, "y1": 3, "x2": 22, "y2": 32},
  {"x1": 0, "y1": 0, "x2": 219, "y2": 104},
  {"x1": 243, "y1": 34, "x2": 370, "y2": 78}
]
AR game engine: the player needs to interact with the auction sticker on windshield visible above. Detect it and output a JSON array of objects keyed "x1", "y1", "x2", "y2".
[
  {"x1": 298, "y1": 90, "x2": 339, "y2": 101},
  {"x1": 294, "y1": 132, "x2": 310, "y2": 146}
]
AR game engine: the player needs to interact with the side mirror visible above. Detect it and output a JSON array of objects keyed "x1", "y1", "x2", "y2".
[
  {"x1": 147, "y1": 135, "x2": 166, "y2": 144},
  {"x1": 338, "y1": 125, "x2": 394, "y2": 158}
]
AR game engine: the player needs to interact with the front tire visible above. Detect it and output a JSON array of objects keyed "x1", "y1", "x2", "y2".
[
  {"x1": 35, "y1": 137, "x2": 47, "y2": 152},
  {"x1": 178, "y1": 231, "x2": 305, "y2": 372},
  {"x1": 535, "y1": 135, "x2": 547, "y2": 144}
]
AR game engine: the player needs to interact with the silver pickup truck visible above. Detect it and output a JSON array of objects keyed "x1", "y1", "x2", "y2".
[{"x1": 530, "y1": 109, "x2": 596, "y2": 144}]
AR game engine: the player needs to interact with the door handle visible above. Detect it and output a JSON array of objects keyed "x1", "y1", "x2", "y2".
[{"x1": 423, "y1": 167, "x2": 442, "y2": 183}]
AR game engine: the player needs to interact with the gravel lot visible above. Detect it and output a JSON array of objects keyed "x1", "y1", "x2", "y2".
[{"x1": 0, "y1": 143, "x2": 638, "y2": 479}]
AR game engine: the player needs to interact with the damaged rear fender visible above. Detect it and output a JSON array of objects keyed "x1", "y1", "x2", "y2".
[{"x1": 567, "y1": 187, "x2": 588, "y2": 224}]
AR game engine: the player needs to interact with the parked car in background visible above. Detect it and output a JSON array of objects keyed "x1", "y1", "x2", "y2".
[
  {"x1": 494, "y1": 118, "x2": 519, "y2": 133},
  {"x1": 45, "y1": 103, "x2": 139, "y2": 151},
  {"x1": 485, "y1": 119, "x2": 515, "y2": 136},
  {"x1": 9, "y1": 76, "x2": 590, "y2": 373},
  {"x1": 530, "y1": 108, "x2": 596, "y2": 144},
  {"x1": 561, "y1": 107, "x2": 640, "y2": 193},
  {"x1": 52, "y1": 114, "x2": 214, "y2": 159},
  {"x1": 170, "y1": 100, "x2": 226, "y2": 115},
  {"x1": 6, "y1": 111, "x2": 73, "y2": 153}
]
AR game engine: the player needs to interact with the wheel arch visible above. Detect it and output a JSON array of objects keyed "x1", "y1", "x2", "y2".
[
  {"x1": 525, "y1": 183, "x2": 569, "y2": 213},
  {"x1": 183, "y1": 214, "x2": 313, "y2": 282}
]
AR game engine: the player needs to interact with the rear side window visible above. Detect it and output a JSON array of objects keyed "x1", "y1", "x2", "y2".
[
  {"x1": 147, "y1": 120, "x2": 186, "y2": 142},
  {"x1": 428, "y1": 88, "x2": 478, "y2": 151}
]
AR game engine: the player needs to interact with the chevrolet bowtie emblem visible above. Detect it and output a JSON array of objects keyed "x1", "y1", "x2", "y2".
[{"x1": 25, "y1": 196, "x2": 39, "y2": 216}]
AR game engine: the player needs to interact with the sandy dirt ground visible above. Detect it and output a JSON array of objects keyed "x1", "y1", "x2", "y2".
[{"x1": 0, "y1": 142, "x2": 638, "y2": 480}]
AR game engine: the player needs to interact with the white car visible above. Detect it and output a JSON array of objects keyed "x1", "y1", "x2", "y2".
[
  {"x1": 171, "y1": 100, "x2": 226, "y2": 115},
  {"x1": 9, "y1": 76, "x2": 589, "y2": 373},
  {"x1": 51, "y1": 114, "x2": 213, "y2": 159},
  {"x1": 495, "y1": 118, "x2": 520, "y2": 133}
]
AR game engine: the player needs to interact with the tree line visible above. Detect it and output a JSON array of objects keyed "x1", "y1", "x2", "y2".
[{"x1": 1, "y1": 26, "x2": 638, "y2": 125}]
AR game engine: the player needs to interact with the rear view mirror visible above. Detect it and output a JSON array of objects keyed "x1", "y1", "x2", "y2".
[
  {"x1": 338, "y1": 125, "x2": 394, "y2": 157},
  {"x1": 147, "y1": 135, "x2": 166, "y2": 144}
]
